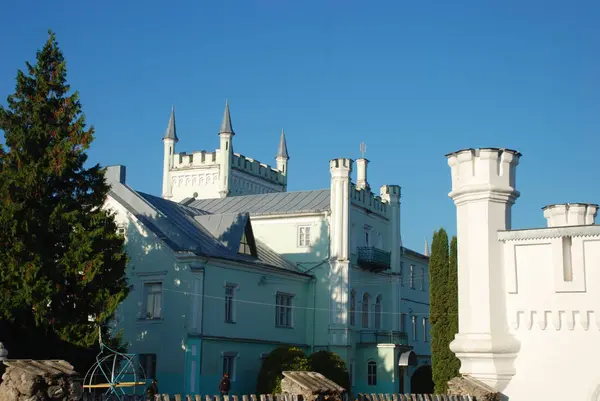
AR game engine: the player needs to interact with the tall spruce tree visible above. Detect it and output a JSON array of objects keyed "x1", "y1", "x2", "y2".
[
  {"x1": 429, "y1": 228, "x2": 454, "y2": 393},
  {"x1": 447, "y1": 236, "x2": 461, "y2": 376},
  {"x1": 0, "y1": 31, "x2": 130, "y2": 356}
]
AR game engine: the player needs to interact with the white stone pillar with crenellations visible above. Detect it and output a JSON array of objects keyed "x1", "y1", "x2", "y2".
[
  {"x1": 328, "y1": 158, "x2": 352, "y2": 346},
  {"x1": 446, "y1": 147, "x2": 522, "y2": 392},
  {"x1": 381, "y1": 184, "x2": 401, "y2": 331}
]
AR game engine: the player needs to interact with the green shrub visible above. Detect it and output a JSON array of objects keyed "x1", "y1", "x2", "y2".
[
  {"x1": 308, "y1": 350, "x2": 350, "y2": 390},
  {"x1": 256, "y1": 347, "x2": 309, "y2": 394}
]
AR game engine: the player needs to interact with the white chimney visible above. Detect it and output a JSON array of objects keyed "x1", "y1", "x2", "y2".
[
  {"x1": 542, "y1": 203, "x2": 598, "y2": 227},
  {"x1": 356, "y1": 158, "x2": 369, "y2": 190}
]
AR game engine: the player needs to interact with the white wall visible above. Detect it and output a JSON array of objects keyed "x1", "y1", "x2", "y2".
[
  {"x1": 169, "y1": 166, "x2": 221, "y2": 201},
  {"x1": 446, "y1": 147, "x2": 600, "y2": 401},
  {"x1": 499, "y1": 228, "x2": 600, "y2": 401}
]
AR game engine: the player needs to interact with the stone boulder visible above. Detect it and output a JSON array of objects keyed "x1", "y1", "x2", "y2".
[{"x1": 0, "y1": 360, "x2": 82, "y2": 401}]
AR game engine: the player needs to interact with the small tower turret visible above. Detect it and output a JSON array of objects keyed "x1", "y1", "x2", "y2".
[
  {"x1": 275, "y1": 128, "x2": 289, "y2": 191},
  {"x1": 162, "y1": 106, "x2": 178, "y2": 199},
  {"x1": 218, "y1": 100, "x2": 234, "y2": 198}
]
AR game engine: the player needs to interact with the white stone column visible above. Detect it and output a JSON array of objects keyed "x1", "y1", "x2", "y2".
[
  {"x1": 446, "y1": 147, "x2": 522, "y2": 391},
  {"x1": 329, "y1": 158, "x2": 353, "y2": 330},
  {"x1": 381, "y1": 185, "x2": 402, "y2": 332},
  {"x1": 356, "y1": 158, "x2": 370, "y2": 190},
  {"x1": 162, "y1": 138, "x2": 175, "y2": 198}
]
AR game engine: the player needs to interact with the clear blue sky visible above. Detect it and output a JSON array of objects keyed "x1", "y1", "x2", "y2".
[{"x1": 1, "y1": 0, "x2": 599, "y2": 252}]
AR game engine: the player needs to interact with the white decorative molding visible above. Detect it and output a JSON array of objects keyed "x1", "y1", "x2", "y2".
[
  {"x1": 513, "y1": 309, "x2": 599, "y2": 331},
  {"x1": 498, "y1": 225, "x2": 600, "y2": 242}
]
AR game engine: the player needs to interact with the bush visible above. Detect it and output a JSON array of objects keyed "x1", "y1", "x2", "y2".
[
  {"x1": 256, "y1": 347, "x2": 309, "y2": 394},
  {"x1": 308, "y1": 351, "x2": 350, "y2": 390}
]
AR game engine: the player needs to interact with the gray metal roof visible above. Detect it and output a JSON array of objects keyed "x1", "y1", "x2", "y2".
[
  {"x1": 276, "y1": 129, "x2": 289, "y2": 159},
  {"x1": 163, "y1": 106, "x2": 178, "y2": 142},
  {"x1": 184, "y1": 189, "x2": 330, "y2": 216},
  {"x1": 220, "y1": 100, "x2": 234, "y2": 135},
  {"x1": 108, "y1": 184, "x2": 303, "y2": 274}
]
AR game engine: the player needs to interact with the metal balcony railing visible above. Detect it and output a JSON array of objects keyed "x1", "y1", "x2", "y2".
[
  {"x1": 359, "y1": 330, "x2": 409, "y2": 346},
  {"x1": 357, "y1": 246, "x2": 391, "y2": 272}
]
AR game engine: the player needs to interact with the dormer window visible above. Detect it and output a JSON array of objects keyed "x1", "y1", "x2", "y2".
[
  {"x1": 239, "y1": 232, "x2": 251, "y2": 255},
  {"x1": 238, "y1": 222, "x2": 258, "y2": 257}
]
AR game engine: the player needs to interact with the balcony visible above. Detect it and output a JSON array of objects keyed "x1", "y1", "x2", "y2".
[
  {"x1": 359, "y1": 330, "x2": 408, "y2": 346},
  {"x1": 357, "y1": 246, "x2": 391, "y2": 272}
]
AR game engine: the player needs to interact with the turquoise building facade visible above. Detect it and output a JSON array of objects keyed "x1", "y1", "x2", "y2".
[{"x1": 104, "y1": 104, "x2": 432, "y2": 396}]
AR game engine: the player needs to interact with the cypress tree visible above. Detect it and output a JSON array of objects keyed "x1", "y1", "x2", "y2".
[
  {"x1": 429, "y1": 228, "x2": 451, "y2": 393},
  {"x1": 447, "y1": 236, "x2": 461, "y2": 376},
  {"x1": 0, "y1": 30, "x2": 130, "y2": 359}
]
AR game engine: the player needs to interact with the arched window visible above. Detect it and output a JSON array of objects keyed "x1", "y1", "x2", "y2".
[
  {"x1": 362, "y1": 293, "x2": 370, "y2": 328},
  {"x1": 367, "y1": 361, "x2": 377, "y2": 386},
  {"x1": 374, "y1": 295, "x2": 382, "y2": 329},
  {"x1": 349, "y1": 290, "x2": 356, "y2": 326}
]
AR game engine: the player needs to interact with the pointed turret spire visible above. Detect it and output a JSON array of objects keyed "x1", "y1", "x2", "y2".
[
  {"x1": 163, "y1": 106, "x2": 178, "y2": 142},
  {"x1": 276, "y1": 128, "x2": 289, "y2": 160},
  {"x1": 219, "y1": 99, "x2": 234, "y2": 135},
  {"x1": 424, "y1": 238, "x2": 430, "y2": 257}
]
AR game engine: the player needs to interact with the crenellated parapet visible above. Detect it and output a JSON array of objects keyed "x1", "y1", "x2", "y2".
[
  {"x1": 172, "y1": 150, "x2": 218, "y2": 168},
  {"x1": 350, "y1": 184, "x2": 388, "y2": 217},
  {"x1": 232, "y1": 153, "x2": 286, "y2": 185}
]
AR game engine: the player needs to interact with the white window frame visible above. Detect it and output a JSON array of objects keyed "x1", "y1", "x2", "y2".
[
  {"x1": 422, "y1": 317, "x2": 428, "y2": 342},
  {"x1": 412, "y1": 315, "x2": 417, "y2": 341},
  {"x1": 374, "y1": 295, "x2": 382, "y2": 330},
  {"x1": 142, "y1": 281, "x2": 163, "y2": 320},
  {"x1": 139, "y1": 353, "x2": 157, "y2": 379},
  {"x1": 275, "y1": 292, "x2": 294, "y2": 328},
  {"x1": 361, "y1": 293, "x2": 370, "y2": 328},
  {"x1": 410, "y1": 264, "x2": 415, "y2": 289},
  {"x1": 222, "y1": 352, "x2": 238, "y2": 381},
  {"x1": 367, "y1": 360, "x2": 377, "y2": 386},
  {"x1": 400, "y1": 261, "x2": 404, "y2": 287},
  {"x1": 400, "y1": 313, "x2": 406, "y2": 333},
  {"x1": 349, "y1": 290, "x2": 356, "y2": 326},
  {"x1": 224, "y1": 283, "x2": 238, "y2": 323},
  {"x1": 298, "y1": 226, "x2": 311, "y2": 247}
]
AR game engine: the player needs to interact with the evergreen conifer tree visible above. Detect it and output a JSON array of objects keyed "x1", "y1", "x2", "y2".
[
  {"x1": 429, "y1": 228, "x2": 452, "y2": 393},
  {"x1": 0, "y1": 30, "x2": 130, "y2": 355},
  {"x1": 447, "y1": 236, "x2": 461, "y2": 376}
]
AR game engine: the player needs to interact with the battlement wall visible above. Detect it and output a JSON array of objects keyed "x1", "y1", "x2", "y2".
[
  {"x1": 350, "y1": 184, "x2": 388, "y2": 218},
  {"x1": 232, "y1": 153, "x2": 285, "y2": 185},
  {"x1": 172, "y1": 150, "x2": 218, "y2": 169}
]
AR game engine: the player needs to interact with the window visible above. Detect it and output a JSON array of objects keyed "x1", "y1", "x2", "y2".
[
  {"x1": 367, "y1": 361, "x2": 377, "y2": 386},
  {"x1": 349, "y1": 290, "x2": 356, "y2": 326},
  {"x1": 423, "y1": 317, "x2": 428, "y2": 342},
  {"x1": 410, "y1": 265, "x2": 415, "y2": 289},
  {"x1": 298, "y1": 226, "x2": 311, "y2": 247},
  {"x1": 239, "y1": 232, "x2": 252, "y2": 255},
  {"x1": 116, "y1": 224, "x2": 126, "y2": 236},
  {"x1": 349, "y1": 363, "x2": 354, "y2": 387},
  {"x1": 139, "y1": 354, "x2": 157, "y2": 379},
  {"x1": 276, "y1": 293, "x2": 293, "y2": 327},
  {"x1": 365, "y1": 231, "x2": 370, "y2": 247},
  {"x1": 412, "y1": 315, "x2": 417, "y2": 341},
  {"x1": 421, "y1": 267, "x2": 425, "y2": 291},
  {"x1": 223, "y1": 354, "x2": 236, "y2": 378},
  {"x1": 374, "y1": 295, "x2": 382, "y2": 330},
  {"x1": 362, "y1": 293, "x2": 370, "y2": 328},
  {"x1": 225, "y1": 284, "x2": 236, "y2": 323},
  {"x1": 400, "y1": 261, "x2": 404, "y2": 287},
  {"x1": 400, "y1": 313, "x2": 406, "y2": 333},
  {"x1": 144, "y1": 282, "x2": 162, "y2": 320}
]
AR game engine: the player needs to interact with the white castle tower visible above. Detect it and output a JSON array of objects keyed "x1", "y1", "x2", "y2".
[
  {"x1": 446, "y1": 147, "x2": 521, "y2": 391},
  {"x1": 161, "y1": 101, "x2": 289, "y2": 202}
]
